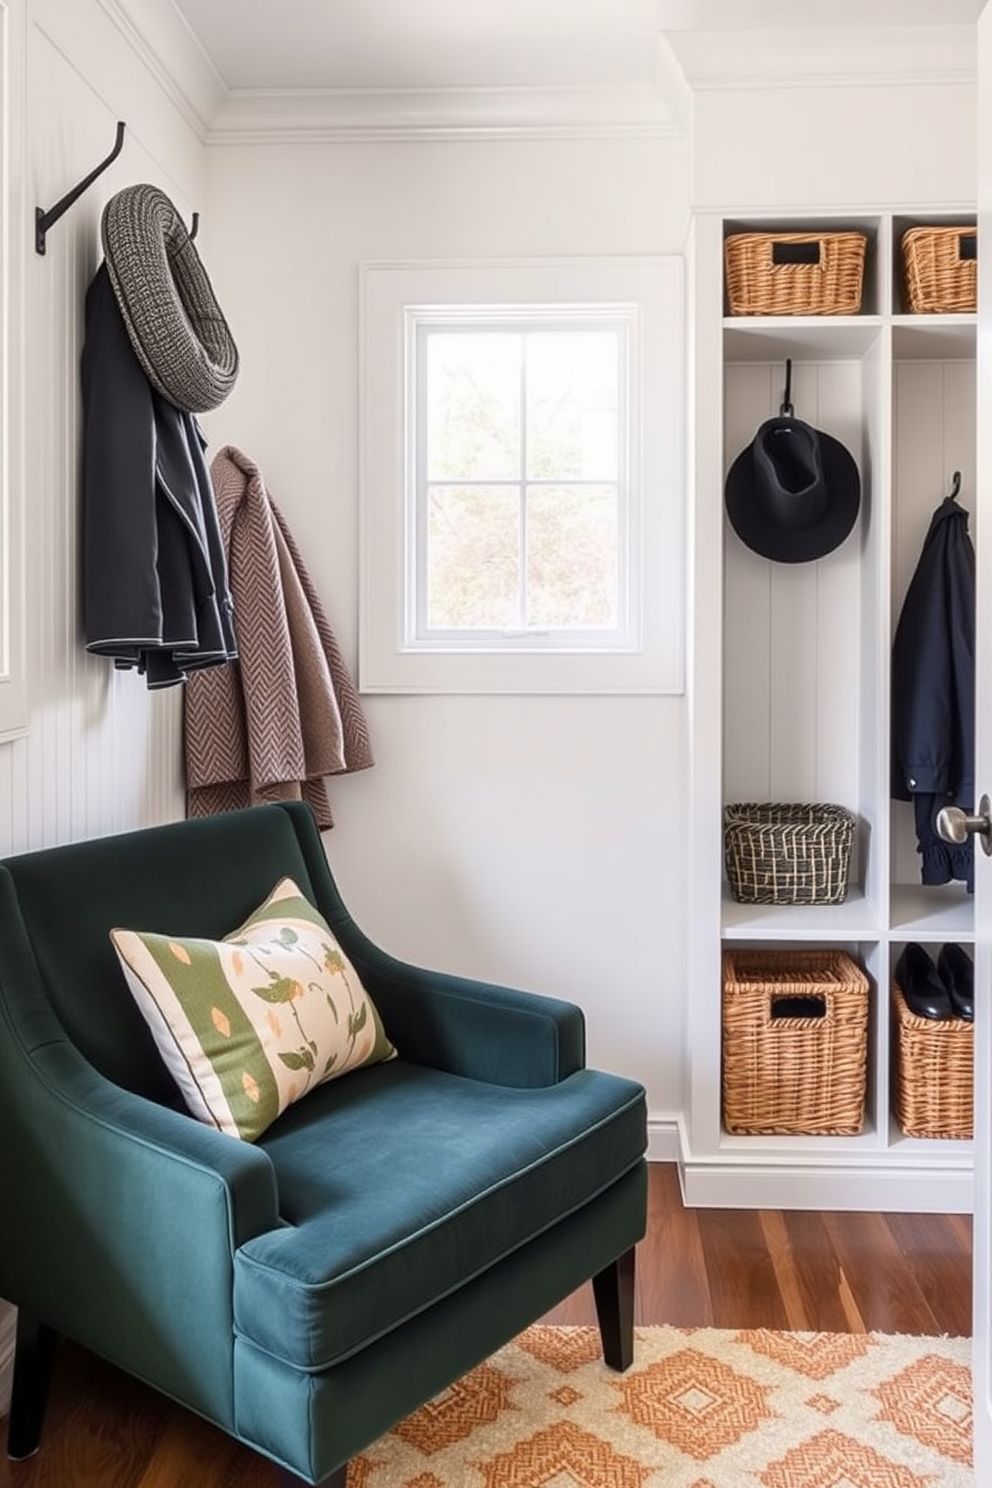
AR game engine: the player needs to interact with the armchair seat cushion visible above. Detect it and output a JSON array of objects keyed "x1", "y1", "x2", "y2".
[{"x1": 234, "y1": 1059, "x2": 646, "y2": 1371}]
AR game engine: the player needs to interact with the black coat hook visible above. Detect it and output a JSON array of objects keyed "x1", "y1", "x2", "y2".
[
  {"x1": 950, "y1": 470, "x2": 962, "y2": 501},
  {"x1": 36, "y1": 121, "x2": 126, "y2": 256},
  {"x1": 189, "y1": 212, "x2": 200, "y2": 243},
  {"x1": 779, "y1": 358, "x2": 794, "y2": 417}
]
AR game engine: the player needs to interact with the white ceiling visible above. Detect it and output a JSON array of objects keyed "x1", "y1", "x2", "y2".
[
  {"x1": 171, "y1": 0, "x2": 665, "y2": 93},
  {"x1": 170, "y1": 0, "x2": 984, "y2": 94}
]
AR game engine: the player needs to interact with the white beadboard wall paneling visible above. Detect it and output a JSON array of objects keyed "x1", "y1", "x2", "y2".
[
  {"x1": 889, "y1": 357, "x2": 977, "y2": 888},
  {"x1": 0, "y1": 0, "x2": 202, "y2": 857},
  {"x1": 722, "y1": 363, "x2": 774, "y2": 803},
  {"x1": 857, "y1": 329, "x2": 891, "y2": 923}
]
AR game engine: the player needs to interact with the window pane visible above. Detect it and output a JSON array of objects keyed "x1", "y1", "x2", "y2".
[
  {"x1": 427, "y1": 485, "x2": 521, "y2": 629},
  {"x1": 426, "y1": 333, "x2": 520, "y2": 481},
  {"x1": 526, "y1": 332, "x2": 619, "y2": 482},
  {"x1": 526, "y1": 484, "x2": 618, "y2": 629}
]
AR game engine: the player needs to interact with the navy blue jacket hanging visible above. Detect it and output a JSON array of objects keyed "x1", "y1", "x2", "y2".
[{"x1": 891, "y1": 495, "x2": 976, "y2": 891}]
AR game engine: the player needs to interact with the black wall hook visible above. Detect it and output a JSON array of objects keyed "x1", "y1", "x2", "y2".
[
  {"x1": 779, "y1": 358, "x2": 794, "y2": 417},
  {"x1": 949, "y1": 470, "x2": 962, "y2": 501},
  {"x1": 36, "y1": 121, "x2": 126, "y2": 256}
]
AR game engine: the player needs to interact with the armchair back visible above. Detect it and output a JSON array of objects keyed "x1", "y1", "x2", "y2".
[{"x1": 0, "y1": 804, "x2": 330, "y2": 1105}]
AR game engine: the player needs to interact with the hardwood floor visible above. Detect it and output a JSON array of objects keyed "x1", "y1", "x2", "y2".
[
  {"x1": 0, "y1": 1163, "x2": 972, "y2": 1488},
  {"x1": 544, "y1": 1163, "x2": 972, "y2": 1337}
]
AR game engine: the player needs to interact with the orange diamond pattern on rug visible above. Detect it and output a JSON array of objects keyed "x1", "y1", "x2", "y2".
[
  {"x1": 614, "y1": 1347, "x2": 773, "y2": 1461},
  {"x1": 806, "y1": 1393, "x2": 842, "y2": 1415},
  {"x1": 873, "y1": 1354, "x2": 973, "y2": 1465},
  {"x1": 548, "y1": 1384, "x2": 582, "y2": 1407},
  {"x1": 518, "y1": 1325, "x2": 603, "y2": 1373},
  {"x1": 344, "y1": 1456, "x2": 374, "y2": 1488},
  {"x1": 759, "y1": 1426, "x2": 936, "y2": 1488},
  {"x1": 355, "y1": 1327, "x2": 972, "y2": 1488},
  {"x1": 739, "y1": 1328, "x2": 872, "y2": 1380},
  {"x1": 475, "y1": 1420, "x2": 651, "y2": 1488},
  {"x1": 391, "y1": 1364, "x2": 517, "y2": 1455}
]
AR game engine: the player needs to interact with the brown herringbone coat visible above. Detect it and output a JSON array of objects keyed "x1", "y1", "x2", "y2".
[{"x1": 184, "y1": 446, "x2": 372, "y2": 827}]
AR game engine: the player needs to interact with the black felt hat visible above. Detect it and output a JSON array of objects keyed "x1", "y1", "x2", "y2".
[{"x1": 724, "y1": 416, "x2": 861, "y2": 563}]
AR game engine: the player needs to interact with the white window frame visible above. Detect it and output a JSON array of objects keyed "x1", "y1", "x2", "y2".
[{"x1": 359, "y1": 257, "x2": 684, "y2": 695}]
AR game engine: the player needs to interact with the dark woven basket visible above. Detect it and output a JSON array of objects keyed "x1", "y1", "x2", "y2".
[{"x1": 724, "y1": 803, "x2": 855, "y2": 906}]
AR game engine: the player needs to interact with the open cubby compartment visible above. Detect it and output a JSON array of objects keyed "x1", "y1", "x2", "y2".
[
  {"x1": 888, "y1": 318, "x2": 976, "y2": 934},
  {"x1": 722, "y1": 330, "x2": 887, "y2": 929}
]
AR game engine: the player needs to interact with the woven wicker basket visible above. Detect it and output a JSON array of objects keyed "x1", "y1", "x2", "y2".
[
  {"x1": 901, "y1": 226, "x2": 976, "y2": 314},
  {"x1": 722, "y1": 949, "x2": 869, "y2": 1135},
  {"x1": 723, "y1": 803, "x2": 855, "y2": 906},
  {"x1": 891, "y1": 981, "x2": 973, "y2": 1139},
  {"x1": 724, "y1": 231, "x2": 867, "y2": 316}
]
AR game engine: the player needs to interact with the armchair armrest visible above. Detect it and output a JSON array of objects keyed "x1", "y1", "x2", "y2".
[
  {"x1": 0, "y1": 1018, "x2": 280, "y2": 1427},
  {"x1": 30, "y1": 1038, "x2": 280, "y2": 1248},
  {"x1": 339, "y1": 937, "x2": 585, "y2": 1086}
]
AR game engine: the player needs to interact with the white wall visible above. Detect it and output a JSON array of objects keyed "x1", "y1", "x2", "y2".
[
  {"x1": 693, "y1": 81, "x2": 976, "y2": 212},
  {"x1": 0, "y1": 0, "x2": 208, "y2": 858},
  {"x1": 0, "y1": 0, "x2": 210, "y2": 1413},
  {"x1": 201, "y1": 135, "x2": 692, "y2": 1125}
]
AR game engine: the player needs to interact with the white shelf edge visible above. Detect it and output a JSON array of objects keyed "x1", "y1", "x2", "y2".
[
  {"x1": 721, "y1": 885, "x2": 880, "y2": 941},
  {"x1": 723, "y1": 315, "x2": 883, "y2": 362}
]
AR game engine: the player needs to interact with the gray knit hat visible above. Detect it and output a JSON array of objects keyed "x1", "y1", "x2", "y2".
[{"x1": 101, "y1": 184, "x2": 239, "y2": 413}]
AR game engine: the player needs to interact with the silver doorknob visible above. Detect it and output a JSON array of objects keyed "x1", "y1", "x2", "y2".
[{"x1": 936, "y1": 793, "x2": 992, "y2": 856}]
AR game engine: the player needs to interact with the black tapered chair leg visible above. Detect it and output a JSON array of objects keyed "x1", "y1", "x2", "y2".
[
  {"x1": 592, "y1": 1245, "x2": 635, "y2": 1372},
  {"x1": 6, "y1": 1309, "x2": 59, "y2": 1460}
]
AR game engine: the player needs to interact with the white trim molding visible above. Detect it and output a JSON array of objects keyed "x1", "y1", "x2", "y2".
[{"x1": 205, "y1": 82, "x2": 684, "y2": 145}]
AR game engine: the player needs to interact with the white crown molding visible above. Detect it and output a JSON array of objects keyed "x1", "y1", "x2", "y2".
[
  {"x1": 91, "y1": 5, "x2": 975, "y2": 142},
  {"x1": 206, "y1": 83, "x2": 684, "y2": 144},
  {"x1": 657, "y1": 0, "x2": 984, "y2": 29},
  {"x1": 93, "y1": 0, "x2": 226, "y2": 138},
  {"x1": 667, "y1": 23, "x2": 977, "y2": 91}
]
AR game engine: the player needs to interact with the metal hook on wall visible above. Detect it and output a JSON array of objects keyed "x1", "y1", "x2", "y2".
[
  {"x1": 35, "y1": 121, "x2": 126, "y2": 256},
  {"x1": 949, "y1": 470, "x2": 962, "y2": 501},
  {"x1": 779, "y1": 358, "x2": 794, "y2": 417}
]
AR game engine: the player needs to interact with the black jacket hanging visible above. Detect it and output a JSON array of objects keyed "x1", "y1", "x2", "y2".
[
  {"x1": 81, "y1": 264, "x2": 238, "y2": 688},
  {"x1": 891, "y1": 494, "x2": 976, "y2": 891}
]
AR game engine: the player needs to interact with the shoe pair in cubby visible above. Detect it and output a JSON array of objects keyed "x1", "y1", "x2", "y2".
[{"x1": 894, "y1": 942, "x2": 973, "y2": 1023}]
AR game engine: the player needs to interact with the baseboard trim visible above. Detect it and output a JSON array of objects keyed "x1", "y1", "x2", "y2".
[{"x1": 647, "y1": 1115, "x2": 682, "y2": 1164}]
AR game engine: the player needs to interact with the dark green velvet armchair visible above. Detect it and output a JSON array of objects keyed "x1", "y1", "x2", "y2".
[{"x1": 0, "y1": 802, "x2": 647, "y2": 1485}]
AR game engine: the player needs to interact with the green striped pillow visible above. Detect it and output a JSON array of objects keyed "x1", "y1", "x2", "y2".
[{"x1": 111, "y1": 877, "x2": 396, "y2": 1141}]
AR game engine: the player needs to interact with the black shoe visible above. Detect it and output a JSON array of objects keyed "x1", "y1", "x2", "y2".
[
  {"x1": 937, "y1": 943, "x2": 974, "y2": 1022},
  {"x1": 895, "y1": 943, "x2": 953, "y2": 1020}
]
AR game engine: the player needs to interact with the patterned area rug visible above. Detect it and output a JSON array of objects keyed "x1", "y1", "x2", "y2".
[{"x1": 349, "y1": 1325, "x2": 973, "y2": 1488}]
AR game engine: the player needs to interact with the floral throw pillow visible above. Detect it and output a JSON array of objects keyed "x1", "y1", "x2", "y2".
[{"x1": 111, "y1": 877, "x2": 396, "y2": 1141}]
